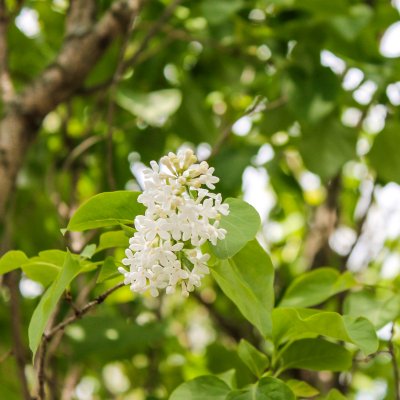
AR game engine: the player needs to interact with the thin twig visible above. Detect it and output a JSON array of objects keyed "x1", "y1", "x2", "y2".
[
  {"x1": 0, "y1": 348, "x2": 13, "y2": 363},
  {"x1": 79, "y1": 0, "x2": 182, "y2": 96},
  {"x1": 4, "y1": 271, "x2": 31, "y2": 400},
  {"x1": 61, "y1": 366, "x2": 82, "y2": 400},
  {"x1": 122, "y1": 0, "x2": 182, "y2": 70},
  {"x1": 105, "y1": 0, "x2": 181, "y2": 189},
  {"x1": 37, "y1": 339, "x2": 48, "y2": 400},
  {"x1": 0, "y1": 0, "x2": 14, "y2": 102},
  {"x1": 45, "y1": 282, "x2": 124, "y2": 339},
  {"x1": 211, "y1": 95, "x2": 277, "y2": 158},
  {"x1": 389, "y1": 324, "x2": 400, "y2": 400}
]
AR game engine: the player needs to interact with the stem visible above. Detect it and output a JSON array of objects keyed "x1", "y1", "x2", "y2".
[{"x1": 389, "y1": 324, "x2": 400, "y2": 400}]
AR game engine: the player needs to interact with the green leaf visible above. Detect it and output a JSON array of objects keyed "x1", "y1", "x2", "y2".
[
  {"x1": 200, "y1": 0, "x2": 244, "y2": 25},
  {"x1": 67, "y1": 191, "x2": 144, "y2": 231},
  {"x1": 21, "y1": 250, "x2": 95, "y2": 286},
  {"x1": 212, "y1": 240, "x2": 274, "y2": 337},
  {"x1": 0, "y1": 250, "x2": 28, "y2": 275},
  {"x1": 117, "y1": 89, "x2": 182, "y2": 126},
  {"x1": 97, "y1": 257, "x2": 120, "y2": 283},
  {"x1": 28, "y1": 252, "x2": 81, "y2": 358},
  {"x1": 280, "y1": 338, "x2": 352, "y2": 372},
  {"x1": 272, "y1": 308, "x2": 378, "y2": 355},
  {"x1": 227, "y1": 377, "x2": 295, "y2": 400},
  {"x1": 279, "y1": 268, "x2": 356, "y2": 308},
  {"x1": 80, "y1": 244, "x2": 96, "y2": 259},
  {"x1": 21, "y1": 250, "x2": 66, "y2": 286},
  {"x1": 211, "y1": 198, "x2": 261, "y2": 259},
  {"x1": 216, "y1": 370, "x2": 236, "y2": 389},
  {"x1": 285, "y1": 66, "x2": 339, "y2": 124},
  {"x1": 331, "y1": 5, "x2": 373, "y2": 41},
  {"x1": 344, "y1": 289, "x2": 400, "y2": 329},
  {"x1": 237, "y1": 339, "x2": 270, "y2": 378},
  {"x1": 172, "y1": 79, "x2": 218, "y2": 143},
  {"x1": 170, "y1": 376, "x2": 230, "y2": 400},
  {"x1": 369, "y1": 122, "x2": 400, "y2": 184},
  {"x1": 325, "y1": 389, "x2": 347, "y2": 400},
  {"x1": 22, "y1": 260, "x2": 60, "y2": 286},
  {"x1": 96, "y1": 230, "x2": 129, "y2": 253},
  {"x1": 286, "y1": 380, "x2": 319, "y2": 397},
  {"x1": 299, "y1": 118, "x2": 357, "y2": 180}
]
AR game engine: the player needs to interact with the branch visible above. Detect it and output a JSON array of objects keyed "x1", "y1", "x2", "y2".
[
  {"x1": 65, "y1": 0, "x2": 96, "y2": 37},
  {"x1": 389, "y1": 324, "x2": 400, "y2": 400},
  {"x1": 0, "y1": 0, "x2": 14, "y2": 102},
  {"x1": 20, "y1": 0, "x2": 141, "y2": 119},
  {"x1": 210, "y1": 95, "x2": 275, "y2": 158},
  {"x1": 0, "y1": 0, "x2": 141, "y2": 220},
  {"x1": 79, "y1": 0, "x2": 182, "y2": 96},
  {"x1": 122, "y1": 0, "x2": 182, "y2": 69},
  {"x1": 45, "y1": 282, "x2": 124, "y2": 339},
  {"x1": 4, "y1": 271, "x2": 31, "y2": 400}
]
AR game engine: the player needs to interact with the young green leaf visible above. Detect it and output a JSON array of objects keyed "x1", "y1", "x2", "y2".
[
  {"x1": 279, "y1": 338, "x2": 352, "y2": 372},
  {"x1": 211, "y1": 198, "x2": 260, "y2": 259},
  {"x1": 344, "y1": 289, "x2": 400, "y2": 329},
  {"x1": 21, "y1": 250, "x2": 67, "y2": 286},
  {"x1": 285, "y1": 380, "x2": 319, "y2": 398},
  {"x1": 237, "y1": 339, "x2": 269, "y2": 377},
  {"x1": 96, "y1": 230, "x2": 129, "y2": 253},
  {"x1": 22, "y1": 250, "x2": 96, "y2": 286},
  {"x1": 97, "y1": 257, "x2": 120, "y2": 283},
  {"x1": 170, "y1": 376, "x2": 230, "y2": 400},
  {"x1": 212, "y1": 240, "x2": 274, "y2": 337},
  {"x1": 66, "y1": 191, "x2": 145, "y2": 231},
  {"x1": 273, "y1": 308, "x2": 378, "y2": 355},
  {"x1": 0, "y1": 250, "x2": 28, "y2": 275},
  {"x1": 28, "y1": 252, "x2": 81, "y2": 358},
  {"x1": 116, "y1": 89, "x2": 182, "y2": 127},
  {"x1": 226, "y1": 377, "x2": 295, "y2": 400},
  {"x1": 279, "y1": 267, "x2": 356, "y2": 308},
  {"x1": 325, "y1": 389, "x2": 347, "y2": 400},
  {"x1": 80, "y1": 244, "x2": 96, "y2": 259}
]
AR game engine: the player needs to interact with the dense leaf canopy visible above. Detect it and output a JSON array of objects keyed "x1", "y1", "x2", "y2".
[{"x1": 1, "y1": 0, "x2": 400, "y2": 399}]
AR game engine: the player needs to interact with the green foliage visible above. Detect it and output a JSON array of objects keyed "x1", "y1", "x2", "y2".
[
  {"x1": 28, "y1": 252, "x2": 81, "y2": 358},
  {"x1": 96, "y1": 230, "x2": 129, "y2": 253},
  {"x1": 0, "y1": 250, "x2": 28, "y2": 275},
  {"x1": 66, "y1": 191, "x2": 144, "y2": 231},
  {"x1": 3, "y1": 0, "x2": 400, "y2": 398},
  {"x1": 279, "y1": 267, "x2": 356, "y2": 308},
  {"x1": 211, "y1": 198, "x2": 261, "y2": 259},
  {"x1": 237, "y1": 339, "x2": 270, "y2": 378},
  {"x1": 272, "y1": 308, "x2": 378, "y2": 355},
  {"x1": 369, "y1": 122, "x2": 400, "y2": 184},
  {"x1": 286, "y1": 380, "x2": 319, "y2": 397},
  {"x1": 117, "y1": 89, "x2": 182, "y2": 127},
  {"x1": 279, "y1": 338, "x2": 352, "y2": 372},
  {"x1": 170, "y1": 376, "x2": 230, "y2": 400},
  {"x1": 226, "y1": 377, "x2": 295, "y2": 400},
  {"x1": 212, "y1": 240, "x2": 274, "y2": 337}
]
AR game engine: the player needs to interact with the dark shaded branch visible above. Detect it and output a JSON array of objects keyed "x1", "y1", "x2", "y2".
[
  {"x1": 4, "y1": 271, "x2": 31, "y2": 400},
  {"x1": 0, "y1": 0, "x2": 141, "y2": 220},
  {"x1": 0, "y1": 0, "x2": 14, "y2": 102},
  {"x1": 389, "y1": 324, "x2": 400, "y2": 400}
]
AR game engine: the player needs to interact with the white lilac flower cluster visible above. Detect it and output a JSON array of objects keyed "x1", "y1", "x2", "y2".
[{"x1": 118, "y1": 149, "x2": 229, "y2": 298}]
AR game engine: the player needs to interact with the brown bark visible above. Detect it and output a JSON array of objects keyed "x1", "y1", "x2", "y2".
[{"x1": 0, "y1": 0, "x2": 140, "y2": 220}]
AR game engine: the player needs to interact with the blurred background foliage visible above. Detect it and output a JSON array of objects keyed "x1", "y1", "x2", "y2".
[{"x1": 1, "y1": 0, "x2": 400, "y2": 399}]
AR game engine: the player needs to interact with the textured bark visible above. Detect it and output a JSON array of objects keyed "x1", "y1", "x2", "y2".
[{"x1": 0, "y1": 0, "x2": 140, "y2": 220}]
